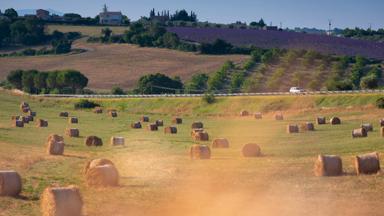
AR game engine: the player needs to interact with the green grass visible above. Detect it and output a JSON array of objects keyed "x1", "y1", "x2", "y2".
[{"x1": 1, "y1": 91, "x2": 384, "y2": 215}]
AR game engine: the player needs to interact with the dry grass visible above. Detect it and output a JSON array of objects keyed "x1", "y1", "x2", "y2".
[{"x1": 46, "y1": 24, "x2": 129, "y2": 37}]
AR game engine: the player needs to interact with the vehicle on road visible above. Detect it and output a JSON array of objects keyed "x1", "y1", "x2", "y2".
[{"x1": 289, "y1": 87, "x2": 305, "y2": 94}]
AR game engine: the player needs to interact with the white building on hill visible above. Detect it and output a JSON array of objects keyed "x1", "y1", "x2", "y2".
[{"x1": 99, "y1": 4, "x2": 122, "y2": 25}]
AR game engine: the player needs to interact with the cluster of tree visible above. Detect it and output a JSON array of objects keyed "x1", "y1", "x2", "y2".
[
  {"x1": 149, "y1": 9, "x2": 197, "y2": 22},
  {"x1": 134, "y1": 73, "x2": 183, "y2": 94},
  {"x1": 6, "y1": 69, "x2": 88, "y2": 94},
  {"x1": 342, "y1": 27, "x2": 384, "y2": 41},
  {"x1": 249, "y1": 19, "x2": 266, "y2": 28}
]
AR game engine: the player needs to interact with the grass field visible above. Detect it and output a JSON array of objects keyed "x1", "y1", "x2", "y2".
[
  {"x1": 46, "y1": 24, "x2": 129, "y2": 37},
  {"x1": 1, "y1": 91, "x2": 384, "y2": 215}
]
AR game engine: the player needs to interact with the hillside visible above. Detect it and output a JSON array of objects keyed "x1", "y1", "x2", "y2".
[{"x1": 168, "y1": 27, "x2": 384, "y2": 60}]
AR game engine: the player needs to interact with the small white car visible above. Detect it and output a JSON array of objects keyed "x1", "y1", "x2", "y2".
[{"x1": 289, "y1": 87, "x2": 305, "y2": 94}]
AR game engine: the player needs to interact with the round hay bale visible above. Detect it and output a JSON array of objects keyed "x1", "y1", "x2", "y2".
[
  {"x1": 110, "y1": 136, "x2": 125, "y2": 146},
  {"x1": 21, "y1": 116, "x2": 29, "y2": 124},
  {"x1": 194, "y1": 131, "x2": 209, "y2": 141},
  {"x1": 381, "y1": 127, "x2": 384, "y2": 137},
  {"x1": 59, "y1": 112, "x2": 69, "y2": 117},
  {"x1": 36, "y1": 119, "x2": 48, "y2": 127},
  {"x1": 28, "y1": 110, "x2": 36, "y2": 117},
  {"x1": 147, "y1": 123, "x2": 158, "y2": 131},
  {"x1": 361, "y1": 123, "x2": 373, "y2": 132},
  {"x1": 355, "y1": 152, "x2": 380, "y2": 175},
  {"x1": 131, "y1": 122, "x2": 142, "y2": 129},
  {"x1": 66, "y1": 128, "x2": 80, "y2": 137},
  {"x1": 316, "y1": 117, "x2": 326, "y2": 125},
  {"x1": 164, "y1": 126, "x2": 177, "y2": 134},
  {"x1": 47, "y1": 134, "x2": 64, "y2": 143},
  {"x1": 172, "y1": 117, "x2": 182, "y2": 124},
  {"x1": 330, "y1": 117, "x2": 341, "y2": 125},
  {"x1": 212, "y1": 138, "x2": 229, "y2": 148},
  {"x1": 242, "y1": 144, "x2": 261, "y2": 157},
  {"x1": 26, "y1": 115, "x2": 34, "y2": 122},
  {"x1": 84, "y1": 158, "x2": 115, "y2": 174},
  {"x1": 68, "y1": 117, "x2": 78, "y2": 124},
  {"x1": 275, "y1": 114, "x2": 284, "y2": 121},
  {"x1": 141, "y1": 116, "x2": 149, "y2": 122},
  {"x1": 47, "y1": 140, "x2": 64, "y2": 155},
  {"x1": 13, "y1": 120, "x2": 24, "y2": 128},
  {"x1": 240, "y1": 110, "x2": 249, "y2": 116},
  {"x1": 300, "y1": 122, "x2": 315, "y2": 131},
  {"x1": 314, "y1": 155, "x2": 343, "y2": 176},
  {"x1": 85, "y1": 164, "x2": 119, "y2": 187},
  {"x1": 0, "y1": 170, "x2": 22, "y2": 197},
  {"x1": 190, "y1": 144, "x2": 211, "y2": 159},
  {"x1": 380, "y1": 119, "x2": 384, "y2": 127},
  {"x1": 85, "y1": 136, "x2": 103, "y2": 146},
  {"x1": 20, "y1": 102, "x2": 30, "y2": 113},
  {"x1": 286, "y1": 124, "x2": 299, "y2": 133},
  {"x1": 155, "y1": 120, "x2": 164, "y2": 127},
  {"x1": 40, "y1": 185, "x2": 83, "y2": 216},
  {"x1": 191, "y1": 121, "x2": 203, "y2": 129},
  {"x1": 254, "y1": 112, "x2": 262, "y2": 119},
  {"x1": 352, "y1": 128, "x2": 367, "y2": 138},
  {"x1": 109, "y1": 111, "x2": 117, "y2": 118}
]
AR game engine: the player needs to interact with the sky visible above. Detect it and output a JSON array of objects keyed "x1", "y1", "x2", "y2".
[{"x1": 1, "y1": 0, "x2": 383, "y2": 30}]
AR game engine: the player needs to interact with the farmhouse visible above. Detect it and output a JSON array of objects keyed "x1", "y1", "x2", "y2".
[{"x1": 99, "y1": 4, "x2": 122, "y2": 25}]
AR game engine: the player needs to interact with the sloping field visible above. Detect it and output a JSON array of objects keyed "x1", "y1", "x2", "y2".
[
  {"x1": 0, "y1": 41, "x2": 247, "y2": 90},
  {"x1": 168, "y1": 27, "x2": 384, "y2": 60}
]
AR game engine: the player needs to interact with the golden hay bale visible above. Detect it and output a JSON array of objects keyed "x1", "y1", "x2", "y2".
[
  {"x1": 242, "y1": 144, "x2": 261, "y2": 157},
  {"x1": 240, "y1": 110, "x2": 249, "y2": 116},
  {"x1": 194, "y1": 131, "x2": 209, "y2": 141},
  {"x1": 36, "y1": 119, "x2": 48, "y2": 127},
  {"x1": 380, "y1": 119, "x2": 384, "y2": 127},
  {"x1": 316, "y1": 117, "x2": 326, "y2": 125},
  {"x1": 20, "y1": 102, "x2": 30, "y2": 113},
  {"x1": 190, "y1": 144, "x2": 211, "y2": 159},
  {"x1": 254, "y1": 112, "x2": 262, "y2": 119},
  {"x1": 68, "y1": 117, "x2": 78, "y2": 124},
  {"x1": 155, "y1": 120, "x2": 164, "y2": 127},
  {"x1": 59, "y1": 112, "x2": 69, "y2": 117},
  {"x1": 110, "y1": 136, "x2": 125, "y2": 146},
  {"x1": 66, "y1": 128, "x2": 80, "y2": 137},
  {"x1": 275, "y1": 114, "x2": 284, "y2": 120},
  {"x1": 361, "y1": 123, "x2": 373, "y2": 132},
  {"x1": 191, "y1": 121, "x2": 203, "y2": 129},
  {"x1": 381, "y1": 127, "x2": 384, "y2": 137},
  {"x1": 314, "y1": 155, "x2": 343, "y2": 176},
  {"x1": 85, "y1": 164, "x2": 119, "y2": 187},
  {"x1": 164, "y1": 126, "x2": 177, "y2": 134},
  {"x1": 141, "y1": 116, "x2": 149, "y2": 122},
  {"x1": 286, "y1": 124, "x2": 299, "y2": 133},
  {"x1": 85, "y1": 136, "x2": 103, "y2": 146},
  {"x1": 13, "y1": 120, "x2": 24, "y2": 128},
  {"x1": 0, "y1": 170, "x2": 22, "y2": 197},
  {"x1": 28, "y1": 110, "x2": 36, "y2": 117},
  {"x1": 93, "y1": 107, "x2": 103, "y2": 114},
  {"x1": 172, "y1": 117, "x2": 182, "y2": 124},
  {"x1": 109, "y1": 111, "x2": 117, "y2": 118},
  {"x1": 147, "y1": 123, "x2": 158, "y2": 131},
  {"x1": 355, "y1": 152, "x2": 380, "y2": 175},
  {"x1": 40, "y1": 185, "x2": 83, "y2": 216},
  {"x1": 46, "y1": 140, "x2": 64, "y2": 155},
  {"x1": 131, "y1": 122, "x2": 142, "y2": 129},
  {"x1": 352, "y1": 128, "x2": 367, "y2": 138},
  {"x1": 83, "y1": 158, "x2": 115, "y2": 174},
  {"x1": 212, "y1": 138, "x2": 229, "y2": 148},
  {"x1": 300, "y1": 122, "x2": 315, "y2": 131},
  {"x1": 330, "y1": 117, "x2": 341, "y2": 125}
]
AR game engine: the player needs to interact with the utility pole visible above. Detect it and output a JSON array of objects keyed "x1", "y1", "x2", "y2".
[{"x1": 328, "y1": 19, "x2": 332, "y2": 36}]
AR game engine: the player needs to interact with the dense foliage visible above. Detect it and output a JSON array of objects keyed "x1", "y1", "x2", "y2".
[
  {"x1": 74, "y1": 99, "x2": 100, "y2": 109},
  {"x1": 135, "y1": 73, "x2": 184, "y2": 94}
]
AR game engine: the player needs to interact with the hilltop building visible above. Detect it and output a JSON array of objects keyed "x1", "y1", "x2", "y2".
[{"x1": 99, "y1": 4, "x2": 122, "y2": 25}]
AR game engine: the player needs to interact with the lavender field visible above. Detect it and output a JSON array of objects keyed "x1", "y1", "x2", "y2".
[{"x1": 168, "y1": 27, "x2": 384, "y2": 59}]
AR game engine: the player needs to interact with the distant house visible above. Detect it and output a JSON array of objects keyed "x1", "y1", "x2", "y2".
[
  {"x1": 99, "y1": 4, "x2": 122, "y2": 25},
  {"x1": 36, "y1": 9, "x2": 50, "y2": 20},
  {"x1": 263, "y1": 26, "x2": 278, "y2": 31}
]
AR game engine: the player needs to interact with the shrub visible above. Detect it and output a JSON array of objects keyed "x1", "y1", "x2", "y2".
[
  {"x1": 360, "y1": 75, "x2": 378, "y2": 89},
  {"x1": 202, "y1": 93, "x2": 216, "y2": 104},
  {"x1": 111, "y1": 86, "x2": 125, "y2": 95},
  {"x1": 74, "y1": 99, "x2": 100, "y2": 109}
]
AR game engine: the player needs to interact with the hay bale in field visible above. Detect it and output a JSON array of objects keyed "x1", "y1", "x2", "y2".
[
  {"x1": 316, "y1": 117, "x2": 326, "y2": 125},
  {"x1": 275, "y1": 113, "x2": 284, "y2": 120},
  {"x1": 36, "y1": 119, "x2": 48, "y2": 127},
  {"x1": 300, "y1": 122, "x2": 315, "y2": 131},
  {"x1": 83, "y1": 158, "x2": 115, "y2": 174},
  {"x1": 109, "y1": 111, "x2": 117, "y2": 118},
  {"x1": 0, "y1": 170, "x2": 22, "y2": 197},
  {"x1": 240, "y1": 110, "x2": 249, "y2": 116},
  {"x1": 190, "y1": 144, "x2": 211, "y2": 159},
  {"x1": 355, "y1": 152, "x2": 380, "y2": 175},
  {"x1": 242, "y1": 144, "x2": 261, "y2": 157},
  {"x1": 68, "y1": 117, "x2": 78, "y2": 124},
  {"x1": 13, "y1": 120, "x2": 24, "y2": 127},
  {"x1": 66, "y1": 128, "x2": 80, "y2": 137},
  {"x1": 286, "y1": 124, "x2": 299, "y2": 133},
  {"x1": 85, "y1": 164, "x2": 119, "y2": 187},
  {"x1": 131, "y1": 122, "x2": 142, "y2": 129},
  {"x1": 47, "y1": 134, "x2": 64, "y2": 143},
  {"x1": 141, "y1": 116, "x2": 149, "y2": 122},
  {"x1": 330, "y1": 117, "x2": 341, "y2": 125},
  {"x1": 110, "y1": 136, "x2": 125, "y2": 146},
  {"x1": 155, "y1": 120, "x2": 164, "y2": 127},
  {"x1": 191, "y1": 121, "x2": 203, "y2": 129},
  {"x1": 59, "y1": 112, "x2": 69, "y2": 117},
  {"x1": 254, "y1": 112, "x2": 262, "y2": 119},
  {"x1": 380, "y1": 119, "x2": 384, "y2": 127},
  {"x1": 314, "y1": 155, "x2": 343, "y2": 176},
  {"x1": 40, "y1": 185, "x2": 83, "y2": 216},
  {"x1": 361, "y1": 123, "x2": 373, "y2": 132},
  {"x1": 194, "y1": 131, "x2": 209, "y2": 141},
  {"x1": 164, "y1": 126, "x2": 177, "y2": 134},
  {"x1": 20, "y1": 116, "x2": 29, "y2": 124},
  {"x1": 352, "y1": 128, "x2": 367, "y2": 138},
  {"x1": 381, "y1": 127, "x2": 384, "y2": 137},
  {"x1": 20, "y1": 102, "x2": 30, "y2": 113},
  {"x1": 85, "y1": 136, "x2": 103, "y2": 146},
  {"x1": 46, "y1": 140, "x2": 64, "y2": 155},
  {"x1": 93, "y1": 107, "x2": 103, "y2": 114},
  {"x1": 147, "y1": 123, "x2": 158, "y2": 131},
  {"x1": 172, "y1": 117, "x2": 182, "y2": 124},
  {"x1": 212, "y1": 138, "x2": 229, "y2": 148},
  {"x1": 26, "y1": 115, "x2": 34, "y2": 122}
]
